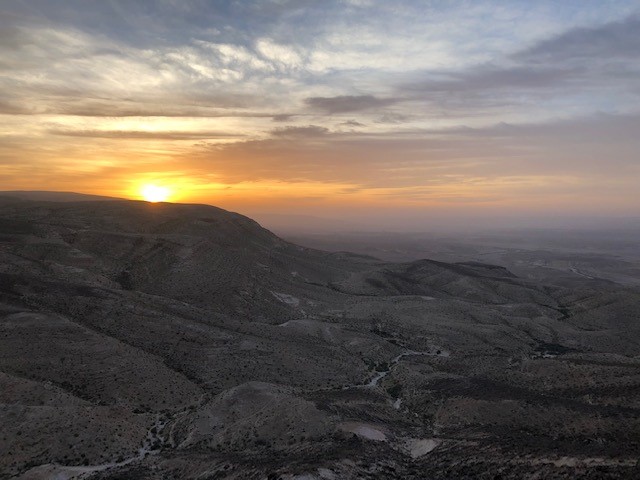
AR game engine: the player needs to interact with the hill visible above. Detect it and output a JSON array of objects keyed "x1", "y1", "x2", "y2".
[{"x1": 1, "y1": 197, "x2": 640, "y2": 479}]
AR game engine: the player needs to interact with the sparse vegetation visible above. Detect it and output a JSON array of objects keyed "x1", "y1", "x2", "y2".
[{"x1": 1, "y1": 198, "x2": 640, "y2": 479}]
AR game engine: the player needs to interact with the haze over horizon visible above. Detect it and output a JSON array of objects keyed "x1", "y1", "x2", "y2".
[{"x1": 1, "y1": 1, "x2": 639, "y2": 230}]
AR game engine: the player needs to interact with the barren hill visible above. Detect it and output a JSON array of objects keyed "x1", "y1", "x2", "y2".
[{"x1": 1, "y1": 197, "x2": 639, "y2": 479}]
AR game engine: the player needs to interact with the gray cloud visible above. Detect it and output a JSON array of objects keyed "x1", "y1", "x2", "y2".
[
  {"x1": 400, "y1": 14, "x2": 640, "y2": 116},
  {"x1": 188, "y1": 111, "x2": 640, "y2": 187},
  {"x1": 445, "y1": 65, "x2": 579, "y2": 91},
  {"x1": 48, "y1": 129, "x2": 245, "y2": 140},
  {"x1": 375, "y1": 113, "x2": 413, "y2": 124},
  {"x1": 402, "y1": 65, "x2": 585, "y2": 107},
  {"x1": 0, "y1": 98, "x2": 34, "y2": 115},
  {"x1": 445, "y1": 113, "x2": 640, "y2": 142},
  {"x1": 305, "y1": 95, "x2": 398, "y2": 114},
  {"x1": 0, "y1": 26, "x2": 31, "y2": 51},
  {"x1": 270, "y1": 125, "x2": 329, "y2": 138},
  {"x1": 48, "y1": 102, "x2": 270, "y2": 118},
  {"x1": 0, "y1": 82, "x2": 279, "y2": 118},
  {"x1": 272, "y1": 114, "x2": 296, "y2": 122},
  {"x1": 340, "y1": 120, "x2": 365, "y2": 127},
  {"x1": 515, "y1": 15, "x2": 640, "y2": 63}
]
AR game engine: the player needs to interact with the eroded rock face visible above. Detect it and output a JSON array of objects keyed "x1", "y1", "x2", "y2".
[{"x1": 2, "y1": 196, "x2": 640, "y2": 479}]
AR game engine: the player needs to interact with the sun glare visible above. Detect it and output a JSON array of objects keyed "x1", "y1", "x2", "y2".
[{"x1": 141, "y1": 184, "x2": 171, "y2": 203}]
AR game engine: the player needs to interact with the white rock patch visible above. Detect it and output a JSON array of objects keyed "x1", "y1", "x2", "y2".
[
  {"x1": 272, "y1": 291, "x2": 300, "y2": 306},
  {"x1": 405, "y1": 438, "x2": 441, "y2": 458},
  {"x1": 340, "y1": 422, "x2": 387, "y2": 441}
]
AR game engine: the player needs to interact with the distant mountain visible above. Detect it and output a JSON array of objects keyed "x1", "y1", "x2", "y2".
[{"x1": 1, "y1": 195, "x2": 639, "y2": 479}]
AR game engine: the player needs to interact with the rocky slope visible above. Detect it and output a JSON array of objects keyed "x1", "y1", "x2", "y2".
[{"x1": 1, "y1": 196, "x2": 640, "y2": 479}]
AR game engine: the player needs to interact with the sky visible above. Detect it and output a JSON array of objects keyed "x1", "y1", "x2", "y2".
[{"x1": 1, "y1": 0, "x2": 640, "y2": 230}]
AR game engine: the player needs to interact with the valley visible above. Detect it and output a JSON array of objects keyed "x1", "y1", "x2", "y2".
[{"x1": 1, "y1": 196, "x2": 640, "y2": 479}]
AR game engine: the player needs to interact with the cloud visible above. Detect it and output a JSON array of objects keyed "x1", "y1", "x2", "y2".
[
  {"x1": 398, "y1": 64, "x2": 586, "y2": 119},
  {"x1": 186, "y1": 111, "x2": 640, "y2": 187},
  {"x1": 449, "y1": 112, "x2": 640, "y2": 141},
  {"x1": 340, "y1": 120, "x2": 365, "y2": 127},
  {"x1": 305, "y1": 95, "x2": 398, "y2": 114},
  {"x1": 398, "y1": 14, "x2": 640, "y2": 120},
  {"x1": 270, "y1": 125, "x2": 329, "y2": 138},
  {"x1": 255, "y1": 38, "x2": 303, "y2": 69},
  {"x1": 425, "y1": 65, "x2": 581, "y2": 92},
  {"x1": 396, "y1": 17, "x2": 640, "y2": 121},
  {"x1": 375, "y1": 113, "x2": 412, "y2": 124},
  {"x1": 0, "y1": 98, "x2": 33, "y2": 115},
  {"x1": 1, "y1": 2, "x2": 639, "y2": 218},
  {"x1": 272, "y1": 114, "x2": 295, "y2": 122},
  {"x1": 515, "y1": 15, "x2": 640, "y2": 63},
  {"x1": 0, "y1": 25, "x2": 296, "y2": 119},
  {"x1": 47, "y1": 129, "x2": 244, "y2": 140}
]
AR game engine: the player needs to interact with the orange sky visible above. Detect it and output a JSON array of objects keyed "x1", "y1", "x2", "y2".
[{"x1": 1, "y1": 1, "x2": 639, "y2": 230}]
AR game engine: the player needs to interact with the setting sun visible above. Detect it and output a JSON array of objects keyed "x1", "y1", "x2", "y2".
[{"x1": 141, "y1": 185, "x2": 171, "y2": 203}]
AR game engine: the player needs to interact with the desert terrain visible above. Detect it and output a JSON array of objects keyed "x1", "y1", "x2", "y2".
[{"x1": 1, "y1": 194, "x2": 640, "y2": 479}]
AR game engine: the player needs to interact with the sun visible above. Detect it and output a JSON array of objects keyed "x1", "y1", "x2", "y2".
[{"x1": 141, "y1": 184, "x2": 171, "y2": 203}]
